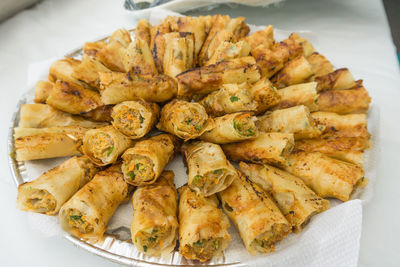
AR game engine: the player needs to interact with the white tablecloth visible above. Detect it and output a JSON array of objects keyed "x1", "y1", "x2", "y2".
[{"x1": 0, "y1": 0, "x2": 399, "y2": 266}]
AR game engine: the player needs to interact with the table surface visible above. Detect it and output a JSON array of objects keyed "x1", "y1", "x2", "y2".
[{"x1": 1, "y1": 0, "x2": 400, "y2": 266}]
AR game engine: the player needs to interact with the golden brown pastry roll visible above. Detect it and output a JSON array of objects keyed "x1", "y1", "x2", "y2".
[
  {"x1": 131, "y1": 171, "x2": 178, "y2": 256},
  {"x1": 59, "y1": 165, "x2": 130, "y2": 242},
  {"x1": 157, "y1": 99, "x2": 215, "y2": 141},
  {"x1": 122, "y1": 36, "x2": 157, "y2": 75},
  {"x1": 17, "y1": 156, "x2": 99, "y2": 215},
  {"x1": 222, "y1": 132, "x2": 295, "y2": 166},
  {"x1": 200, "y1": 112, "x2": 258, "y2": 144},
  {"x1": 179, "y1": 186, "x2": 231, "y2": 262},
  {"x1": 307, "y1": 52, "x2": 334, "y2": 78},
  {"x1": 206, "y1": 40, "x2": 251, "y2": 66},
  {"x1": 99, "y1": 71, "x2": 177, "y2": 104},
  {"x1": 273, "y1": 55, "x2": 314, "y2": 88},
  {"x1": 272, "y1": 82, "x2": 318, "y2": 110},
  {"x1": 46, "y1": 80, "x2": 103, "y2": 114},
  {"x1": 83, "y1": 41, "x2": 107, "y2": 57},
  {"x1": 14, "y1": 126, "x2": 87, "y2": 161},
  {"x1": 135, "y1": 19, "x2": 152, "y2": 45},
  {"x1": 311, "y1": 85, "x2": 371, "y2": 114},
  {"x1": 80, "y1": 105, "x2": 113, "y2": 122},
  {"x1": 311, "y1": 111, "x2": 370, "y2": 139},
  {"x1": 34, "y1": 80, "x2": 54, "y2": 103},
  {"x1": 244, "y1": 25, "x2": 274, "y2": 51},
  {"x1": 176, "y1": 56, "x2": 260, "y2": 98},
  {"x1": 72, "y1": 55, "x2": 111, "y2": 89},
  {"x1": 121, "y1": 134, "x2": 178, "y2": 186},
  {"x1": 19, "y1": 104, "x2": 107, "y2": 128},
  {"x1": 257, "y1": 105, "x2": 323, "y2": 140},
  {"x1": 218, "y1": 172, "x2": 291, "y2": 255},
  {"x1": 287, "y1": 33, "x2": 315, "y2": 57},
  {"x1": 249, "y1": 78, "x2": 281, "y2": 114},
  {"x1": 284, "y1": 151, "x2": 364, "y2": 201},
  {"x1": 199, "y1": 83, "x2": 257, "y2": 117},
  {"x1": 111, "y1": 100, "x2": 159, "y2": 139},
  {"x1": 48, "y1": 58, "x2": 91, "y2": 89},
  {"x1": 182, "y1": 141, "x2": 238, "y2": 196},
  {"x1": 82, "y1": 125, "x2": 132, "y2": 166},
  {"x1": 315, "y1": 68, "x2": 356, "y2": 91},
  {"x1": 239, "y1": 162, "x2": 330, "y2": 232}
]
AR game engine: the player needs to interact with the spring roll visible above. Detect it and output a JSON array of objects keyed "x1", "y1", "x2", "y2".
[
  {"x1": 83, "y1": 41, "x2": 107, "y2": 57},
  {"x1": 34, "y1": 80, "x2": 54, "y2": 103},
  {"x1": 72, "y1": 55, "x2": 111, "y2": 89},
  {"x1": 272, "y1": 82, "x2": 318, "y2": 110},
  {"x1": 179, "y1": 186, "x2": 231, "y2": 262},
  {"x1": 82, "y1": 125, "x2": 132, "y2": 166},
  {"x1": 311, "y1": 112, "x2": 370, "y2": 139},
  {"x1": 244, "y1": 25, "x2": 274, "y2": 52},
  {"x1": 122, "y1": 36, "x2": 157, "y2": 75},
  {"x1": 135, "y1": 19, "x2": 151, "y2": 45},
  {"x1": 200, "y1": 112, "x2": 258, "y2": 144},
  {"x1": 176, "y1": 56, "x2": 260, "y2": 98},
  {"x1": 17, "y1": 156, "x2": 99, "y2": 215},
  {"x1": 182, "y1": 141, "x2": 238, "y2": 196},
  {"x1": 315, "y1": 68, "x2": 356, "y2": 91},
  {"x1": 48, "y1": 58, "x2": 91, "y2": 89},
  {"x1": 272, "y1": 55, "x2": 314, "y2": 88},
  {"x1": 111, "y1": 100, "x2": 159, "y2": 139},
  {"x1": 99, "y1": 71, "x2": 177, "y2": 104},
  {"x1": 131, "y1": 170, "x2": 178, "y2": 256},
  {"x1": 287, "y1": 33, "x2": 315, "y2": 57},
  {"x1": 46, "y1": 80, "x2": 103, "y2": 114},
  {"x1": 80, "y1": 105, "x2": 113, "y2": 123},
  {"x1": 257, "y1": 105, "x2": 323, "y2": 139},
  {"x1": 59, "y1": 165, "x2": 130, "y2": 242},
  {"x1": 14, "y1": 126, "x2": 87, "y2": 161},
  {"x1": 249, "y1": 77, "x2": 281, "y2": 114},
  {"x1": 239, "y1": 162, "x2": 329, "y2": 232},
  {"x1": 222, "y1": 132, "x2": 295, "y2": 166},
  {"x1": 206, "y1": 40, "x2": 251, "y2": 66},
  {"x1": 121, "y1": 134, "x2": 178, "y2": 186},
  {"x1": 219, "y1": 172, "x2": 291, "y2": 255},
  {"x1": 199, "y1": 83, "x2": 257, "y2": 117},
  {"x1": 157, "y1": 99, "x2": 215, "y2": 141},
  {"x1": 19, "y1": 104, "x2": 107, "y2": 128},
  {"x1": 150, "y1": 21, "x2": 172, "y2": 73},
  {"x1": 307, "y1": 52, "x2": 334, "y2": 78},
  {"x1": 311, "y1": 85, "x2": 371, "y2": 114},
  {"x1": 284, "y1": 151, "x2": 364, "y2": 201}
]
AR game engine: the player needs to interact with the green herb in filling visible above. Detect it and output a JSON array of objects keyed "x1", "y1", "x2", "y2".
[
  {"x1": 143, "y1": 245, "x2": 148, "y2": 252},
  {"x1": 127, "y1": 171, "x2": 136, "y2": 180},
  {"x1": 233, "y1": 121, "x2": 242, "y2": 131},
  {"x1": 107, "y1": 146, "x2": 114, "y2": 156},
  {"x1": 193, "y1": 175, "x2": 203, "y2": 184},
  {"x1": 214, "y1": 240, "x2": 219, "y2": 249},
  {"x1": 185, "y1": 118, "x2": 193, "y2": 125},
  {"x1": 194, "y1": 124, "x2": 202, "y2": 131},
  {"x1": 148, "y1": 236, "x2": 158, "y2": 242},
  {"x1": 246, "y1": 127, "x2": 255, "y2": 136},
  {"x1": 194, "y1": 240, "x2": 203, "y2": 246},
  {"x1": 135, "y1": 163, "x2": 145, "y2": 170},
  {"x1": 139, "y1": 114, "x2": 144, "y2": 124},
  {"x1": 70, "y1": 215, "x2": 82, "y2": 221},
  {"x1": 213, "y1": 169, "x2": 223, "y2": 175},
  {"x1": 230, "y1": 96, "x2": 239, "y2": 102}
]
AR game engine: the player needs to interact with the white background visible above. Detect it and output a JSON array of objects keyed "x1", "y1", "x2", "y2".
[{"x1": 0, "y1": 0, "x2": 399, "y2": 266}]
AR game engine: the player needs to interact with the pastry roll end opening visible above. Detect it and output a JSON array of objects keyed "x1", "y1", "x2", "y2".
[
  {"x1": 122, "y1": 154, "x2": 155, "y2": 185},
  {"x1": 17, "y1": 187, "x2": 56, "y2": 214}
]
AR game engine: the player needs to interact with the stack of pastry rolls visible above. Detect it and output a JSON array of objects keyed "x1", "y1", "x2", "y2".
[{"x1": 15, "y1": 13, "x2": 372, "y2": 263}]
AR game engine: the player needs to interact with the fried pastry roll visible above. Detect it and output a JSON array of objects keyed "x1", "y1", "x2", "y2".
[
  {"x1": 311, "y1": 112, "x2": 370, "y2": 139},
  {"x1": 157, "y1": 99, "x2": 214, "y2": 140},
  {"x1": 272, "y1": 82, "x2": 318, "y2": 110},
  {"x1": 59, "y1": 165, "x2": 130, "y2": 242},
  {"x1": 131, "y1": 171, "x2": 178, "y2": 256},
  {"x1": 315, "y1": 68, "x2": 356, "y2": 91},
  {"x1": 99, "y1": 71, "x2": 177, "y2": 104},
  {"x1": 182, "y1": 141, "x2": 238, "y2": 196},
  {"x1": 287, "y1": 33, "x2": 315, "y2": 57},
  {"x1": 219, "y1": 172, "x2": 291, "y2": 255},
  {"x1": 222, "y1": 132, "x2": 295, "y2": 166},
  {"x1": 83, "y1": 41, "x2": 107, "y2": 57},
  {"x1": 135, "y1": 19, "x2": 152, "y2": 45},
  {"x1": 257, "y1": 105, "x2": 323, "y2": 139},
  {"x1": 121, "y1": 134, "x2": 178, "y2": 186},
  {"x1": 239, "y1": 162, "x2": 329, "y2": 232},
  {"x1": 14, "y1": 126, "x2": 87, "y2": 161},
  {"x1": 176, "y1": 56, "x2": 260, "y2": 98},
  {"x1": 34, "y1": 80, "x2": 54, "y2": 103},
  {"x1": 200, "y1": 112, "x2": 258, "y2": 144},
  {"x1": 72, "y1": 55, "x2": 111, "y2": 89},
  {"x1": 179, "y1": 186, "x2": 231, "y2": 262},
  {"x1": 19, "y1": 104, "x2": 107, "y2": 128},
  {"x1": 82, "y1": 125, "x2": 132, "y2": 166},
  {"x1": 284, "y1": 151, "x2": 364, "y2": 201},
  {"x1": 206, "y1": 40, "x2": 251, "y2": 66},
  {"x1": 249, "y1": 77, "x2": 281, "y2": 113},
  {"x1": 17, "y1": 156, "x2": 99, "y2": 215},
  {"x1": 48, "y1": 58, "x2": 91, "y2": 89},
  {"x1": 80, "y1": 105, "x2": 113, "y2": 122},
  {"x1": 244, "y1": 25, "x2": 274, "y2": 52},
  {"x1": 307, "y1": 52, "x2": 334, "y2": 78},
  {"x1": 46, "y1": 80, "x2": 103, "y2": 114},
  {"x1": 311, "y1": 85, "x2": 371, "y2": 114},
  {"x1": 272, "y1": 55, "x2": 314, "y2": 88},
  {"x1": 111, "y1": 100, "x2": 159, "y2": 139},
  {"x1": 199, "y1": 83, "x2": 257, "y2": 117},
  {"x1": 122, "y1": 35, "x2": 157, "y2": 75}
]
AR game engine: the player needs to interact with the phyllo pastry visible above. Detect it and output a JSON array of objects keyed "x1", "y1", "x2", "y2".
[
  {"x1": 131, "y1": 171, "x2": 178, "y2": 256},
  {"x1": 307, "y1": 52, "x2": 334, "y2": 78},
  {"x1": 206, "y1": 40, "x2": 251, "y2": 66},
  {"x1": 34, "y1": 80, "x2": 54, "y2": 103},
  {"x1": 82, "y1": 125, "x2": 132, "y2": 166},
  {"x1": 111, "y1": 100, "x2": 159, "y2": 139},
  {"x1": 121, "y1": 134, "x2": 179, "y2": 186},
  {"x1": 157, "y1": 99, "x2": 215, "y2": 141},
  {"x1": 315, "y1": 68, "x2": 356, "y2": 91},
  {"x1": 284, "y1": 151, "x2": 364, "y2": 201},
  {"x1": 257, "y1": 105, "x2": 323, "y2": 140},
  {"x1": 244, "y1": 25, "x2": 274, "y2": 52},
  {"x1": 222, "y1": 132, "x2": 295, "y2": 166},
  {"x1": 272, "y1": 55, "x2": 313, "y2": 88},
  {"x1": 218, "y1": 172, "x2": 291, "y2": 255},
  {"x1": 272, "y1": 82, "x2": 318, "y2": 110},
  {"x1": 239, "y1": 162, "x2": 329, "y2": 232},
  {"x1": 178, "y1": 186, "x2": 231, "y2": 262},
  {"x1": 72, "y1": 54, "x2": 111, "y2": 89},
  {"x1": 200, "y1": 112, "x2": 258, "y2": 144},
  {"x1": 249, "y1": 78, "x2": 280, "y2": 114},
  {"x1": 59, "y1": 165, "x2": 130, "y2": 242},
  {"x1": 182, "y1": 141, "x2": 238, "y2": 196},
  {"x1": 48, "y1": 58, "x2": 92, "y2": 89},
  {"x1": 17, "y1": 156, "x2": 99, "y2": 215}
]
